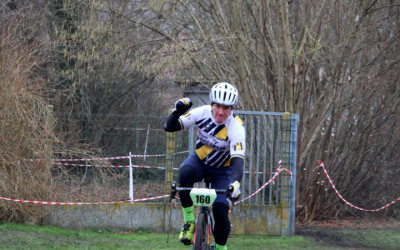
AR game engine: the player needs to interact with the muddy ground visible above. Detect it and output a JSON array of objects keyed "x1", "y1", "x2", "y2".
[{"x1": 296, "y1": 218, "x2": 400, "y2": 249}]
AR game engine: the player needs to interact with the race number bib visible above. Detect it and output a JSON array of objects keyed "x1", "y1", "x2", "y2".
[{"x1": 189, "y1": 188, "x2": 217, "y2": 206}]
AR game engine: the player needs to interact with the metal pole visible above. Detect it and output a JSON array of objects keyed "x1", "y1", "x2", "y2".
[
  {"x1": 144, "y1": 124, "x2": 150, "y2": 161},
  {"x1": 288, "y1": 114, "x2": 299, "y2": 236},
  {"x1": 280, "y1": 112, "x2": 296, "y2": 236},
  {"x1": 129, "y1": 152, "x2": 133, "y2": 202}
]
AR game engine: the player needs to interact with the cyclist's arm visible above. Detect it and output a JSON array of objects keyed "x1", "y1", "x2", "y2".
[
  {"x1": 230, "y1": 156, "x2": 244, "y2": 182},
  {"x1": 229, "y1": 120, "x2": 245, "y2": 183},
  {"x1": 164, "y1": 98, "x2": 193, "y2": 132},
  {"x1": 164, "y1": 113, "x2": 183, "y2": 132},
  {"x1": 164, "y1": 105, "x2": 205, "y2": 132}
]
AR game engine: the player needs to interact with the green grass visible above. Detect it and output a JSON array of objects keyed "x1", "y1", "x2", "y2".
[{"x1": 0, "y1": 222, "x2": 399, "y2": 249}]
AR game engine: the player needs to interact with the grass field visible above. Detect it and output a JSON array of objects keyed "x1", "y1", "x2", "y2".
[{"x1": 0, "y1": 220, "x2": 399, "y2": 249}]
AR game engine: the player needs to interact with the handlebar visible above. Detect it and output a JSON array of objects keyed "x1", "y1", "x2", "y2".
[{"x1": 170, "y1": 181, "x2": 234, "y2": 201}]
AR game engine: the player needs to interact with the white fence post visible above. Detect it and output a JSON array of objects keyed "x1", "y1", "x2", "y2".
[{"x1": 129, "y1": 152, "x2": 133, "y2": 202}]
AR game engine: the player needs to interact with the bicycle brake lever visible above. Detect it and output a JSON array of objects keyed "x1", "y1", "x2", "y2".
[
  {"x1": 170, "y1": 181, "x2": 177, "y2": 208},
  {"x1": 227, "y1": 185, "x2": 234, "y2": 196},
  {"x1": 170, "y1": 181, "x2": 177, "y2": 200}
]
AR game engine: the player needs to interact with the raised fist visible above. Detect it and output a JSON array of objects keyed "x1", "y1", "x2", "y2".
[{"x1": 172, "y1": 98, "x2": 192, "y2": 116}]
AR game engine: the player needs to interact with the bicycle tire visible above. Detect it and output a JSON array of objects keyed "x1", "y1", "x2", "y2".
[{"x1": 193, "y1": 212, "x2": 209, "y2": 250}]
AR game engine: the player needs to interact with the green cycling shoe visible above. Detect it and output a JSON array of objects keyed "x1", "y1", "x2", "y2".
[{"x1": 179, "y1": 221, "x2": 195, "y2": 245}]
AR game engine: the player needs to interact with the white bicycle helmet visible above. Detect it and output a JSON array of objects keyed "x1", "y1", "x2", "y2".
[{"x1": 209, "y1": 82, "x2": 238, "y2": 106}]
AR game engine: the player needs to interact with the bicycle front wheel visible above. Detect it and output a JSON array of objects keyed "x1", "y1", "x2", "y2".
[{"x1": 193, "y1": 212, "x2": 209, "y2": 250}]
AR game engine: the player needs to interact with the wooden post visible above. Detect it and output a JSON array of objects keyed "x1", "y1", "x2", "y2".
[{"x1": 165, "y1": 109, "x2": 175, "y2": 201}]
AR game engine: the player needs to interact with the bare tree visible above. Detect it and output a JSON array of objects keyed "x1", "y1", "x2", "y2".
[
  {"x1": 0, "y1": 1, "x2": 62, "y2": 222},
  {"x1": 44, "y1": 0, "x2": 183, "y2": 147},
  {"x1": 0, "y1": 1, "x2": 129, "y2": 222}
]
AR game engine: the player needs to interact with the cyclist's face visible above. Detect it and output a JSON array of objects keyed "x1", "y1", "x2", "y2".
[{"x1": 212, "y1": 103, "x2": 232, "y2": 124}]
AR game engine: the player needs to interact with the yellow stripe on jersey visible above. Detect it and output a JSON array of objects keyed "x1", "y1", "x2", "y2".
[
  {"x1": 235, "y1": 115, "x2": 243, "y2": 124},
  {"x1": 222, "y1": 155, "x2": 245, "y2": 167},
  {"x1": 196, "y1": 145, "x2": 214, "y2": 160},
  {"x1": 178, "y1": 119, "x2": 183, "y2": 130},
  {"x1": 215, "y1": 127, "x2": 228, "y2": 140},
  {"x1": 223, "y1": 158, "x2": 231, "y2": 167},
  {"x1": 178, "y1": 113, "x2": 191, "y2": 130},
  {"x1": 231, "y1": 155, "x2": 244, "y2": 159}
]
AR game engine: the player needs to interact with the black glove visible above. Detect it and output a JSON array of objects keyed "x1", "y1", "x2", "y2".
[{"x1": 172, "y1": 98, "x2": 192, "y2": 117}]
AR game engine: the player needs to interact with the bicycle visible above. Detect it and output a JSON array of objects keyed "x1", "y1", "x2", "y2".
[{"x1": 170, "y1": 176, "x2": 234, "y2": 250}]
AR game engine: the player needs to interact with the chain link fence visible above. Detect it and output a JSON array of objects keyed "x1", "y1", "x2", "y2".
[{"x1": 58, "y1": 113, "x2": 189, "y2": 201}]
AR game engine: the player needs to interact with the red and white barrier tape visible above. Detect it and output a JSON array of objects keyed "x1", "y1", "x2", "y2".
[
  {"x1": 0, "y1": 195, "x2": 170, "y2": 206},
  {"x1": 61, "y1": 163, "x2": 276, "y2": 174},
  {"x1": 234, "y1": 160, "x2": 292, "y2": 205},
  {"x1": 60, "y1": 163, "x2": 180, "y2": 171},
  {"x1": 244, "y1": 171, "x2": 276, "y2": 175},
  {"x1": 0, "y1": 167, "x2": 290, "y2": 206},
  {"x1": 5, "y1": 161, "x2": 398, "y2": 211},
  {"x1": 3, "y1": 160, "x2": 293, "y2": 206},
  {"x1": 52, "y1": 155, "x2": 131, "y2": 162},
  {"x1": 234, "y1": 167, "x2": 292, "y2": 205},
  {"x1": 315, "y1": 161, "x2": 400, "y2": 212},
  {"x1": 114, "y1": 127, "x2": 165, "y2": 131},
  {"x1": 24, "y1": 151, "x2": 189, "y2": 163}
]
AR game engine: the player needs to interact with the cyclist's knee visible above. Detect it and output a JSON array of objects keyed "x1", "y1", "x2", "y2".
[
  {"x1": 178, "y1": 164, "x2": 197, "y2": 207},
  {"x1": 179, "y1": 164, "x2": 197, "y2": 187}
]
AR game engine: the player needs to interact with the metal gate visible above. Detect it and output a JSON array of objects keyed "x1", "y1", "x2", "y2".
[{"x1": 45, "y1": 111, "x2": 298, "y2": 236}]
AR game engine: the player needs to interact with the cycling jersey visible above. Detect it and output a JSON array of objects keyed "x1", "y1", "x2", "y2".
[{"x1": 179, "y1": 105, "x2": 245, "y2": 168}]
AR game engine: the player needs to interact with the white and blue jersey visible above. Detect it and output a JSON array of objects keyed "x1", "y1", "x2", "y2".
[{"x1": 179, "y1": 105, "x2": 245, "y2": 168}]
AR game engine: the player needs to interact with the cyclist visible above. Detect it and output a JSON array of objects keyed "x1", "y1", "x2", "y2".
[{"x1": 164, "y1": 82, "x2": 245, "y2": 250}]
